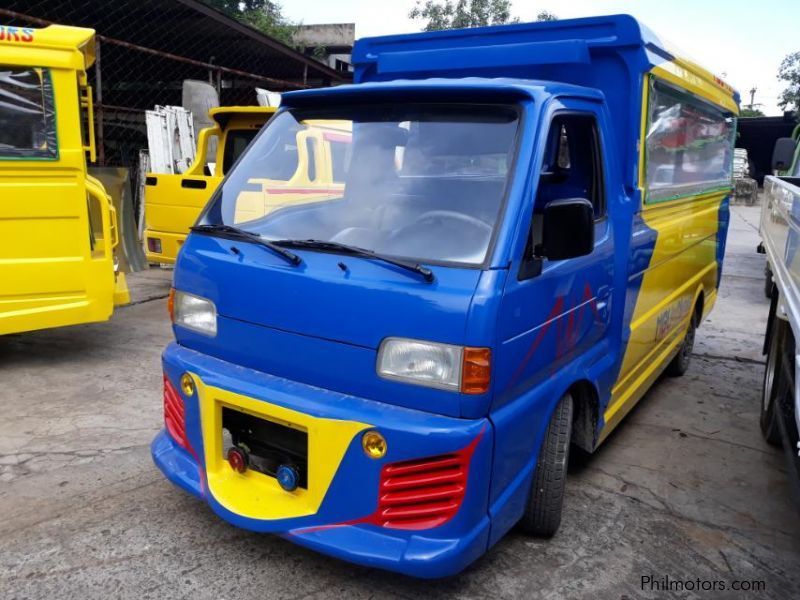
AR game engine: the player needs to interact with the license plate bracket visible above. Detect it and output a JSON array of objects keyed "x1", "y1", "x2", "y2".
[{"x1": 222, "y1": 406, "x2": 308, "y2": 489}]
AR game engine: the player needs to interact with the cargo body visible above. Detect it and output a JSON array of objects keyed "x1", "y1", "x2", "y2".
[{"x1": 152, "y1": 15, "x2": 739, "y2": 576}]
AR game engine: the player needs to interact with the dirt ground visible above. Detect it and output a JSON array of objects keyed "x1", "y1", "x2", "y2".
[{"x1": 1, "y1": 204, "x2": 798, "y2": 599}]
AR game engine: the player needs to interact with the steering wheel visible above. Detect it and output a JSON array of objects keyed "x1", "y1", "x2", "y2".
[{"x1": 407, "y1": 210, "x2": 492, "y2": 234}]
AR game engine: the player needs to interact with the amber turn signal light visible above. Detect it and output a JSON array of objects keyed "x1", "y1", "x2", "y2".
[
  {"x1": 461, "y1": 347, "x2": 491, "y2": 394},
  {"x1": 167, "y1": 287, "x2": 175, "y2": 322}
]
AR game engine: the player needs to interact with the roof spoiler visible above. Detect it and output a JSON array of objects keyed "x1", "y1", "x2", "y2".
[
  {"x1": 373, "y1": 39, "x2": 590, "y2": 76},
  {"x1": 0, "y1": 24, "x2": 96, "y2": 70}
]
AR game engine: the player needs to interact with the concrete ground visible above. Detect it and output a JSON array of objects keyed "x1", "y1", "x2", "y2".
[{"x1": 1, "y1": 205, "x2": 798, "y2": 599}]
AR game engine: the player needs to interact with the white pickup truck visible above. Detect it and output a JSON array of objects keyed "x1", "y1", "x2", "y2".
[{"x1": 758, "y1": 135, "x2": 800, "y2": 503}]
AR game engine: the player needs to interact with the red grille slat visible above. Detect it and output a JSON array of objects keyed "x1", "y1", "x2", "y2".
[
  {"x1": 382, "y1": 515, "x2": 450, "y2": 529},
  {"x1": 164, "y1": 392, "x2": 184, "y2": 418},
  {"x1": 380, "y1": 483, "x2": 464, "y2": 505},
  {"x1": 164, "y1": 405, "x2": 183, "y2": 427},
  {"x1": 381, "y1": 469, "x2": 464, "y2": 490},
  {"x1": 381, "y1": 500, "x2": 460, "y2": 519},
  {"x1": 382, "y1": 455, "x2": 461, "y2": 476}
]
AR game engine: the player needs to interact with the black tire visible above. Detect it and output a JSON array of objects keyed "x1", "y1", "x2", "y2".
[
  {"x1": 665, "y1": 315, "x2": 696, "y2": 377},
  {"x1": 761, "y1": 313, "x2": 786, "y2": 446},
  {"x1": 519, "y1": 394, "x2": 573, "y2": 537},
  {"x1": 764, "y1": 267, "x2": 774, "y2": 299}
]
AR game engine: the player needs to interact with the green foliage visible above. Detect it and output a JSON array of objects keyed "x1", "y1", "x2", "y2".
[
  {"x1": 409, "y1": 0, "x2": 518, "y2": 31},
  {"x1": 778, "y1": 51, "x2": 800, "y2": 112},
  {"x1": 203, "y1": 0, "x2": 297, "y2": 46},
  {"x1": 536, "y1": 11, "x2": 558, "y2": 21},
  {"x1": 740, "y1": 107, "x2": 765, "y2": 117}
]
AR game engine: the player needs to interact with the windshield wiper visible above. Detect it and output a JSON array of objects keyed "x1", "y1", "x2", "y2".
[
  {"x1": 273, "y1": 239, "x2": 435, "y2": 283},
  {"x1": 191, "y1": 224, "x2": 301, "y2": 266}
]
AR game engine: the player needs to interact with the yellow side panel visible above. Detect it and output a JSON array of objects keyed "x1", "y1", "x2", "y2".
[
  {"x1": 0, "y1": 167, "x2": 115, "y2": 335},
  {"x1": 196, "y1": 376, "x2": 371, "y2": 520},
  {"x1": 143, "y1": 174, "x2": 219, "y2": 263},
  {"x1": 601, "y1": 192, "x2": 726, "y2": 442}
]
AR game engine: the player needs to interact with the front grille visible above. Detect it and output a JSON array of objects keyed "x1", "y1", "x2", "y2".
[{"x1": 376, "y1": 453, "x2": 468, "y2": 530}]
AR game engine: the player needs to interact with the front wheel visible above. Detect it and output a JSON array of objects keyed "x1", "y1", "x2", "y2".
[
  {"x1": 519, "y1": 394, "x2": 573, "y2": 537},
  {"x1": 665, "y1": 316, "x2": 696, "y2": 377}
]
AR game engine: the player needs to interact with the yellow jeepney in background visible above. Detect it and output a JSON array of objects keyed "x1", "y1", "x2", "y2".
[
  {"x1": 143, "y1": 108, "x2": 351, "y2": 263},
  {"x1": 144, "y1": 106, "x2": 275, "y2": 263},
  {"x1": 0, "y1": 25, "x2": 129, "y2": 336}
]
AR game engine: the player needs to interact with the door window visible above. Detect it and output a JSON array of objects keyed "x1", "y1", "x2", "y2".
[
  {"x1": 0, "y1": 66, "x2": 57, "y2": 159},
  {"x1": 538, "y1": 114, "x2": 605, "y2": 218}
]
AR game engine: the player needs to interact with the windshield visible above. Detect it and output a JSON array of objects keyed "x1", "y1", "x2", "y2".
[{"x1": 203, "y1": 103, "x2": 520, "y2": 266}]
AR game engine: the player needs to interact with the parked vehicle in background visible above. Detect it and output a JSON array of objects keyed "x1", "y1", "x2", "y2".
[
  {"x1": 776, "y1": 123, "x2": 800, "y2": 178},
  {"x1": 144, "y1": 106, "x2": 275, "y2": 263},
  {"x1": 0, "y1": 25, "x2": 129, "y2": 336},
  {"x1": 758, "y1": 137, "x2": 800, "y2": 504},
  {"x1": 733, "y1": 148, "x2": 758, "y2": 205},
  {"x1": 152, "y1": 15, "x2": 738, "y2": 577},
  {"x1": 143, "y1": 106, "x2": 351, "y2": 264}
]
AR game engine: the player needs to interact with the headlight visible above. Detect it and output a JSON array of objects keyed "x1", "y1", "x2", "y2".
[
  {"x1": 377, "y1": 338, "x2": 492, "y2": 393},
  {"x1": 172, "y1": 290, "x2": 217, "y2": 336},
  {"x1": 377, "y1": 338, "x2": 463, "y2": 390}
]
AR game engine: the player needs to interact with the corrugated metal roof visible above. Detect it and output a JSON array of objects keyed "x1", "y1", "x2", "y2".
[{"x1": 0, "y1": 0, "x2": 349, "y2": 88}]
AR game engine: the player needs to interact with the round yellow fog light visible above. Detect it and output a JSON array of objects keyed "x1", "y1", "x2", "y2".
[
  {"x1": 180, "y1": 373, "x2": 196, "y2": 396},
  {"x1": 362, "y1": 431, "x2": 387, "y2": 459}
]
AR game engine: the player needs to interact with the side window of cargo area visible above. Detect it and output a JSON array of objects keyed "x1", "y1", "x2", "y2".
[
  {"x1": 0, "y1": 66, "x2": 57, "y2": 159},
  {"x1": 644, "y1": 79, "x2": 736, "y2": 203},
  {"x1": 538, "y1": 114, "x2": 605, "y2": 218}
]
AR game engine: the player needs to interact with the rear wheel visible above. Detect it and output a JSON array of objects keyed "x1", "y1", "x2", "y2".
[
  {"x1": 519, "y1": 394, "x2": 573, "y2": 537},
  {"x1": 761, "y1": 313, "x2": 786, "y2": 446},
  {"x1": 665, "y1": 315, "x2": 696, "y2": 377}
]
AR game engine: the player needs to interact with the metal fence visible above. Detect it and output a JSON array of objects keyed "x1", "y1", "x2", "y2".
[{"x1": 0, "y1": 0, "x2": 344, "y2": 178}]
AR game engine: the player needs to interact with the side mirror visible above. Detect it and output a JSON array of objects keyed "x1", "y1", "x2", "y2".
[
  {"x1": 540, "y1": 198, "x2": 595, "y2": 260},
  {"x1": 772, "y1": 137, "x2": 797, "y2": 172}
]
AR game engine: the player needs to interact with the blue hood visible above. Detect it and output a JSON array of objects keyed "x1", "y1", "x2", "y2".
[{"x1": 172, "y1": 233, "x2": 496, "y2": 418}]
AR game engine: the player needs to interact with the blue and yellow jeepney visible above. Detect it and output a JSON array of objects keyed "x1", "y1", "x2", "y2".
[{"x1": 152, "y1": 15, "x2": 738, "y2": 577}]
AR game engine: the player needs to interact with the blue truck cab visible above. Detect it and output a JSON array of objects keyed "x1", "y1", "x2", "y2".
[{"x1": 152, "y1": 15, "x2": 739, "y2": 577}]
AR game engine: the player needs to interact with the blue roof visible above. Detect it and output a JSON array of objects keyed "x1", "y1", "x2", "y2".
[{"x1": 352, "y1": 14, "x2": 655, "y2": 82}]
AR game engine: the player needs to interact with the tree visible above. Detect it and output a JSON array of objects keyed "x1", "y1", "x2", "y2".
[
  {"x1": 777, "y1": 51, "x2": 800, "y2": 113},
  {"x1": 536, "y1": 11, "x2": 558, "y2": 21},
  {"x1": 204, "y1": 0, "x2": 296, "y2": 46},
  {"x1": 409, "y1": 0, "x2": 519, "y2": 31},
  {"x1": 740, "y1": 107, "x2": 765, "y2": 117}
]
